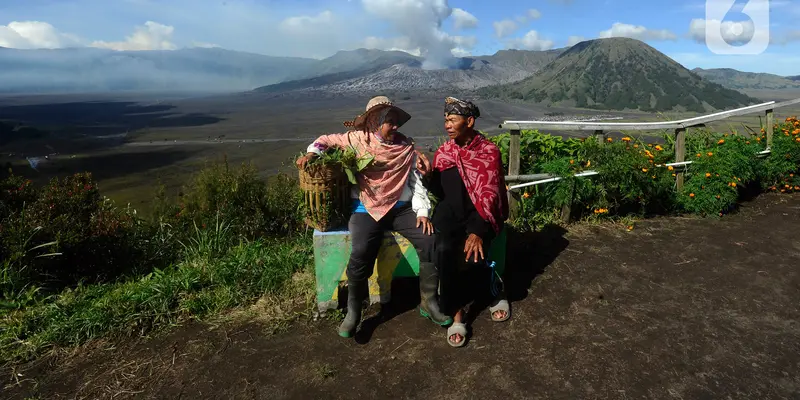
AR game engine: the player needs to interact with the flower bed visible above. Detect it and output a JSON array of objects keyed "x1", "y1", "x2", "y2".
[{"x1": 489, "y1": 116, "x2": 800, "y2": 230}]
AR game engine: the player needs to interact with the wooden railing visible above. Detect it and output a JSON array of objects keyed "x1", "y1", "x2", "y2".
[{"x1": 499, "y1": 97, "x2": 800, "y2": 219}]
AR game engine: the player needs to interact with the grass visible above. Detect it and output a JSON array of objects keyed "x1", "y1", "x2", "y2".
[{"x1": 0, "y1": 234, "x2": 313, "y2": 364}]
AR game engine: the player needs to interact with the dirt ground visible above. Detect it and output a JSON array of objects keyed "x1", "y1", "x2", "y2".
[{"x1": 4, "y1": 193, "x2": 800, "y2": 400}]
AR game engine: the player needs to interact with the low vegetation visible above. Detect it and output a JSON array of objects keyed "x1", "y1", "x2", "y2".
[
  {"x1": 1, "y1": 117, "x2": 798, "y2": 366},
  {"x1": 490, "y1": 116, "x2": 800, "y2": 231},
  {"x1": 1, "y1": 160, "x2": 310, "y2": 364}
]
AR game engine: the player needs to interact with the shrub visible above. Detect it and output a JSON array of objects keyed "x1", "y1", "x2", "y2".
[
  {"x1": 494, "y1": 119, "x2": 800, "y2": 230},
  {"x1": 156, "y1": 158, "x2": 305, "y2": 241},
  {"x1": 1, "y1": 173, "x2": 167, "y2": 300}
]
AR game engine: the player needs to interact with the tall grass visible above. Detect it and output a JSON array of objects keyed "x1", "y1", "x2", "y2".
[{"x1": 0, "y1": 159, "x2": 312, "y2": 365}]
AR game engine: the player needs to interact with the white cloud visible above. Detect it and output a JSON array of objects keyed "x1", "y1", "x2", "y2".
[
  {"x1": 360, "y1": 0, "x2": 466, "y2": 68},
  {"x1": 279, "y1": 11, "x2": 336, "y2": 35},
  {"x1": 507, "y1": 30, "x2": 554, "y2": 51},
  {"x1": 687, "y1": 18, "x2": 763, "y2": 45},
  {"x1": 363, "y1": 36, "x2": 420, "y2": 55},
  {"x1": 91, "y1": 21, "x2": 177, "y2": 50},
  {"x1": 771, "y1": 30, "x2": 800, "y2": 45},
  {"x1": 599, "y1": 22, "x2": 677, "y2": 41},
  {"x1": 493, "y1": 19, "x2": 518, "y2": 38},
  {"x1": 567, "y1": 35, "x2": 585, "y2": 46},
  {"x1": 0, "y1": 21, "x2": 80, "y2": 49},
  {"x1": 668, "y1": 51, "x2": 800, "y2": 76},
  {"x1": 451, "y1": 8, "x2": 478, "y2": 30},
  {"x1": 191, "y1": 41, "x2": 220, "y2": 48},
  {"x1": 527, "y1": 9, "x2": 542, "y2": 20}
]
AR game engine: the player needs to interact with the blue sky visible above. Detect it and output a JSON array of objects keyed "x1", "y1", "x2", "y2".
[{"x1": 1, "y1": 0, "x2": 798, "y2": 75}]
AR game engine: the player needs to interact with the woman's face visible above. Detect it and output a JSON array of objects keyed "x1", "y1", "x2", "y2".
[
  {"x1": 444, "y1": 113, "x2": 474, "y2": 141},
  {"x1": 378, "y1": 110, "x2": 400, "y2": 140}
]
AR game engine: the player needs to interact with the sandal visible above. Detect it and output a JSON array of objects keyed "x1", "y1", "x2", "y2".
[
  {"x1": 447, "y1": 322, "x2": 468, "y2": 347},
  {"x1": 489, "y1": 298, "x2": 511, "y2": 322}
]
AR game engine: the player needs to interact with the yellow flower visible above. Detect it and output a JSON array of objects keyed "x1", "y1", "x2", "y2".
[
  {"x1": 655, "y1": 145, "x2": 663, "y2": 151},
  {"x1": 606, "y1": 137, "x2": 613, "y2": 142},
  {"x1": 707, "y1": 152, "x2": 713, "y2": 157},
  {"x1": 705, "y1": 172, "x2": 711, "y2": 178},
  {"x1": 523, "y1": 192, "x2": 530, "y2": 198},
  {"x1": 668, "y1": 166, "x2": 674, "y2": 171},
  {"x1": 622, "y1": 137, "x2": 631, "y2": 142},
  {"x1": 642, "y1": 168, "x2": 648, "y2": 172}
]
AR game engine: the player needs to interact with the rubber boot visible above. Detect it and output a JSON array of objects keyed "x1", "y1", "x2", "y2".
[
  {"x1": 338, "y1": 279, "x2": 367, "y2": 338},
  {"x1": 418, "y1": 262, "x2": 453, "y2": 326}
]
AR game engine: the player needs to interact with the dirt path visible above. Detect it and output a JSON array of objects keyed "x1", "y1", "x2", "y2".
[{"x1": 5, "y1": 193, "x2": 800, "y2": 400}]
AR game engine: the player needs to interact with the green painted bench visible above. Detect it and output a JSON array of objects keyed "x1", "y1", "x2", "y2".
[{"x1": 313, "y1": 228, "x2": 507, "y2": 313}]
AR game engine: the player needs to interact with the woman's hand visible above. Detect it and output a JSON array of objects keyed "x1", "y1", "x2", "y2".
[
  {"x1": 296, "y1": 153, "x2": 317, "y2": 169},
  {"x1": 416, "y1": 216, "x2": 433, "y2": 235},
  {"x1": 416, "y1": 151, "x2": 431, "y2": 177},
  {"x1": 464, "y1": 233, "x2": 484, "y2": 263}
]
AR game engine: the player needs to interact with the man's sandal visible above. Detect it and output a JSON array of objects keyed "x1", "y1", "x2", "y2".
[
  {"x1": 489, "y1": 298, "x2": 511, "y2": 322},
  {"x1": 447, "y1": 322, "x2": 468, "y2": 347}
]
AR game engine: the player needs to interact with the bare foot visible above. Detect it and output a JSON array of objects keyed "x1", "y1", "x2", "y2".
[
  {"x1": 449, "y1": 309, "x2": 466, "y2": 345},
  {"x1": 492, "y1": 310, "x2": 508, "y2": 320}
]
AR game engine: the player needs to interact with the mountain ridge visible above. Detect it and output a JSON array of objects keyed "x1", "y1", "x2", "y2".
[
  {"x1": 691, "y1": 67, "x2": 800, "y2": 90},
  {"x1": 476, "y1": 37, "x2": 759, "y2": 112}
]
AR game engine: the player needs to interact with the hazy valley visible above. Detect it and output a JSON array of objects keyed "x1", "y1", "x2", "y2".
[{"x1": 2, "y1": 37, "x2": 799, "y2": 214}]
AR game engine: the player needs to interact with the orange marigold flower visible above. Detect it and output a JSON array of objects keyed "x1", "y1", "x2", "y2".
[
  {"x1": 689, "y1": 193, "x2": 695, "y2": 198},
  {"x1": 718, "y1": 139, "x2": 725, "y2": 144}
]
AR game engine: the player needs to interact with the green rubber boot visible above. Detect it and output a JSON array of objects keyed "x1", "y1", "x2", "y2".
[
  {"x1": 418, "y1": 262, "x2": 453, "y2": 326},
  {"x1": 338, "y1": 280, "x2": 367, "y2": 338}
]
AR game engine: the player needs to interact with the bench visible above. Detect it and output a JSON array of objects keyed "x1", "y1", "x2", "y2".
[{"x1": 313, "y1": 228, "x2": 507, "y2": 313}]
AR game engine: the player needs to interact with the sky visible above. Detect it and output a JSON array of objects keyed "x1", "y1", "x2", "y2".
[{"x1": 0, "y1": 0, "x2": 798, "y2": 75}]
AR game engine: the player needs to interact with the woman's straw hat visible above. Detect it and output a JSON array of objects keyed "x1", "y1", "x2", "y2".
[{"x1": 344, "y1": 95, "x2": 411, "y2": 130}]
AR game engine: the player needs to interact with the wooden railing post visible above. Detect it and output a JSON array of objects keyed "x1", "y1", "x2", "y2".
[
  {"x1": 508, "y1": 129, "x2": 521, "y2": 220},
  {"x1": 594, "y1": 129, "x2": 605, "y2": 144},
  {"x1": 766, "y1": 109, "x2": 774, "y2": 149},
  {"x1": 675, "y1": 127, "x2": 686, "y2": 190}
]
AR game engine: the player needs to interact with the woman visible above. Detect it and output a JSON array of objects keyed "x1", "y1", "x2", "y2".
[
  {"x1": 417, "y1": 96, "x2": 510, "y2": 347},
  {"x1": 296, "y1": 96, "x2": 452, "y2": 338}
]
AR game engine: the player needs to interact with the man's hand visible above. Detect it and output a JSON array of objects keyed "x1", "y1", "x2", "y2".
[
  {"x1": 416, "y1": 216, "x2": 433, "y2": 235},
  {"x1": 296, "y1": 152, "x2": 317, "y2": 169},
  {"x1": 464, "y1": 233, "x2": 484, "y2": 263},
  {"x1": 416, "y1": 151, "x2": 432, "y2": 177}
]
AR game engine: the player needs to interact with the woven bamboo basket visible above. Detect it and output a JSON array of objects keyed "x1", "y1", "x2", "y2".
[{"x1": 299, "y1": 164, "x2": 351, "y2": 232}]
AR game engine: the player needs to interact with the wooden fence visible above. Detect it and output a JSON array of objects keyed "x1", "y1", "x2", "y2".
[{"x1": 499, "y1": 97, "x2": 800, "y2": 220}]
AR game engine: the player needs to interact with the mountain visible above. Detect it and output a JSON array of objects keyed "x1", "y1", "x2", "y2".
[
  {"x1": 0, "y1": 47, "x2": 317, "y2": 93},
  {"x1": 253, "y1": 48, "x2": 565, "y2": 96},
  {"x1": 691, "y1": 68, "x2": 800, "y2": 90},
  {"x1": 477, "y1": 37, "x2": 760, "y2": 112},
  {"x1": 788, "y1": 76, "x2": 800, "y2": 82}
]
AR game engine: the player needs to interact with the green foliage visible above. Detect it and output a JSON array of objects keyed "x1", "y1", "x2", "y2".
[
  {"x1": 494, "y1": 119, "x2": 800, "y2": 230},
  {"x1": 1, "y1": 236, "x2": 312, "y2": 363},
  {"x1": 489, "y1": 130, "x2": 583, "y2": 174},
  {"x1": 155, "y1": 158, "x2": 304, "y2": 240},
  {"x1": 0, "y1": 157, "x2": 312, "y2": 364},
  {"x1": 307, "y1": 146, "x2": 374, "y2": 185}
]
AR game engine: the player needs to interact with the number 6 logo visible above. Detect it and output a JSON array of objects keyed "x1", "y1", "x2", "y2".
[{"x1": 705, "y1": 0, "x2": 770, "y2": 55}]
